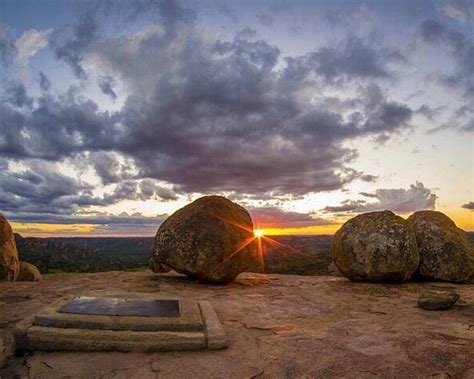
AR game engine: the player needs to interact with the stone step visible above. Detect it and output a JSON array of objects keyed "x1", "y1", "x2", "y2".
[
  {"x1": 26, "y1": 326, "x2": 206, "y2": 352},
  {"x1": 16, "y1": 299, "x2": 228, "y2": 352}
]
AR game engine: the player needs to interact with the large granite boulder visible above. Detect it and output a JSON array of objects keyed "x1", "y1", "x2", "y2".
[
  {"x1": 407, "y1": 211, "x2": 474, "y2": 283},
  {"x1": 150, "y1": 196, "x2": 257, "y2": 284},
  {"x1": 332, "y1": 210, "x2": 419, "y2": 282},
  {"x1": 17, "y1": 262, "x2": 42, "y2": 282},
  {"x1": 0, "y1": 214, "x2": 20, "y2": 282}
]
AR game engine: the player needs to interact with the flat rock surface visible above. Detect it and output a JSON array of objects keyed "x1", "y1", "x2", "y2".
[{"x1": 1, "y1": 271, "x2": 473, "y2": 378}]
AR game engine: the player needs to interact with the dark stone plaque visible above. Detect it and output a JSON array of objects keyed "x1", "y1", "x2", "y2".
[{"x1": 59, "y1": 297, "x2": 180, "y2": 317}]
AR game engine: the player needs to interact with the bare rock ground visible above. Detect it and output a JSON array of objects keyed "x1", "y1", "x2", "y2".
[{"x1": 0, "y1": 271, "x2": 473, "y2": 378}]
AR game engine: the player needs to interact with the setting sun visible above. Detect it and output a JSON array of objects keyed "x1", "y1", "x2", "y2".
[{"x1": 254, "y1": 229, "x2": 265, "y2": 238}]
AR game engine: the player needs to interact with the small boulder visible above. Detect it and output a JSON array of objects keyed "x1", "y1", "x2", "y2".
[
  {"x1": 407, "y1": 211, "x2": 474, "y2": 283},
  {"x1": 17, "y1": 261, "x2": 42, "y2": 282},
  {"x1": 149, "y1": 258, "x2": 171, "y2": 273},
  {"x1": 0, "y1": 214, "x2": 20, "y2": 282},
  {"x1": 418, "y1": 291, "x2": 459, "y2": 310},
  {"x1": 328, "y1": 261, "x2": 343, "y2": 277},
  {"x1": 150, "y1": 195, "x2": 257, "y2": 284},
  {"x1": 332, "y1": 210, "x2": 419, "y2": 282}
]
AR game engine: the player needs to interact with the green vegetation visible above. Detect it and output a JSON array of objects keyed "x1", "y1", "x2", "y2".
[
  {"x1": 15, "y1": 232, "x2": 474, "y2": 276},
  {"x1": 15, "y1": 235, "x2": 150, "y2": 273}
]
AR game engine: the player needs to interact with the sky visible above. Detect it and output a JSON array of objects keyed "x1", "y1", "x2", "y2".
[{"x1": 0, "y1": 0, "x2": 473, "y2": 237}]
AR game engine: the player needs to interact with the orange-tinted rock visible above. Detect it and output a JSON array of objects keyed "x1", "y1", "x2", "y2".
[
  {"x1": 0, "y1": 214, "x2": 19, "y2": 282},
  {"x1": 17, "y1": 262, "x2": 42, "y2": 282},
  {"x1": 150, "y1": 196, "x2": 257, "y2": 284}
]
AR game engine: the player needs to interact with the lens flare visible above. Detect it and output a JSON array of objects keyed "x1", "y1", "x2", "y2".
[{"x1": 254, "y1": 229, "x2": 265, "y2": 238}]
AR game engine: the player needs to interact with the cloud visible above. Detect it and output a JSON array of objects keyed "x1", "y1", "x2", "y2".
[
  {"x1": 462, "y1": 201, "x2": 474, "y2": 210},
  {"x1": 249, "y1": 206, "x2": 334, "y2": 229},
  {"x1": 420, "y1": 19, "x2": 474, "y2": 98},
  {"x1": 0, "y1": 0, "x2": 422, "y2": 223},
  {"x1": 4, "y1": 83, "x2": 33, "y2": 107},
  {"x1": 323, "y1": 200, "x2": 367, "y2": 213},
  {"x1": 49, "y1": 7, "x2": 99, "y2": 78},
  {"x1": 443, "y1": 1, "x2": 474, "y2": 24},
  {"x1": 8, "y1": 211, "x2": 167, "y2": 236},
  {"x1": 311, "y1": 37, "x2": 405, "y2": 83},
  {"x1": 415, "y1": 104, "x2": 445, "y2": 121},
  {"x1": 98, "y1": 75, "x2": 117, "y2": 100},
  {"x1": 0, "y1": 25, "x2": 16, "y2": 65},
  {"x1": 38, "y1": 71, "x2": 51, "y2": 91},
  {"x1": 0, "y1": 23, "x2": 414, "y2": 198},
  {"x1": 323, "y1": 182, "x2": 437, "y2": 214},
  {"x1": 0, "y1": 159, "x2": 177, "y2": 217},
  {"x1": 14, "y1": 29, "x2": 49, "y2": 62}
]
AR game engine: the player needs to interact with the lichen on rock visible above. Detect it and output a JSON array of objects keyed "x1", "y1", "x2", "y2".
[
  {"x1": 408, "y1": 210, "x2": 474, "y2": 283},
  {"x1": 150, "y1": 195, "x2": 257, "y2": 284},
  {"x1": 331, "y1": 210, "x2": 419, "y2": 283}
]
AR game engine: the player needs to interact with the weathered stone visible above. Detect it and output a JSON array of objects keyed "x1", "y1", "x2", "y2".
[
  {"x1": 17, "y1": 262, "x2": 42, "y2": 282},
  {"x1": 26, "y1": 326, "x2": 206, "y2": 352},
  {"x1": 332, "y1": 210, "x2": 419, "y2": 282},
  {"x1": 407, "y1": 211, "x2": 474, "y2": 283},
  {"x1": 149, "y1": 258, "x2": 171, "y2": 273},
  {"x1": 150, "y1": 196, "x2": 257, "y2": 284},
  {"x1": 0, "y1": 214, "x2": 19, "y2": 282},
  {"x1": 418, "y1": 291, "x2": 460, "y2": 310},
  {"x1": 328, "y1": 261, "x2": 343, "y2": 277}
]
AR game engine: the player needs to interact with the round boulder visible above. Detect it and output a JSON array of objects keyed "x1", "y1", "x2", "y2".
[
  {"x1": 0, "y1": 214, "x2": 20, "y2": 282},
  {"x1": 150, "y1": 195, "x2": 257, "y2": 284},
  {"x1": 17, "y1": 261, "x2": 43, "y2": 282},
  {"x1": 407, "y1": 211, "x2": 474, "y2": 283},
  {"x1": 331, "y1": 210, "x2": 419, "y2": 282},
  {"x1": 418, "y1": 291, "x2": 460, "y2": 311}
]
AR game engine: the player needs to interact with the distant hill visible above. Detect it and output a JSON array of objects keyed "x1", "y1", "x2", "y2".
[
  {"x1": 249, "y1": 235, "x2": 334, "y2": 276},
  {"x1": 15, "y1": 235, "x2": 334, "y2": 275},
  {"x1": 15, "y1": 235, "x2": 149, "y2": 273}
]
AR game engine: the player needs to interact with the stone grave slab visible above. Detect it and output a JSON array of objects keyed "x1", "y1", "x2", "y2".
[
  {"x1": 15, "y1": 297, "x2": 228, "y2": 352},
  {"x1": 59, "y1": 297, "x2": 180, "y2": 317},
  {"x1": 34, "y1": 298, "x2": 203, "y2": 332}
]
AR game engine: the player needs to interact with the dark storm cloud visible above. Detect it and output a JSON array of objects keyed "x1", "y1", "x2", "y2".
[
  {"x1": 311, "y1": 37, "x2": 405, "y2": 83},
  {"x1": 0, "y1": 92, "x2": 121, "y2": 160},
  {"x1": 0, "y1": 0, "x2": 419, "y2": 217},
  {"x1": 0, "y1": 160, "x2": 177, "y2": 216},
  {"x1": 462, "y1": 202, "x2": 474, "y2": 210},
  {"x1": 4, "y1": 83, "x2": 33, "y2": 107},
  {"x1": 88, "y1": 152, "x2": 134, "y2": 185},
  {"x1": 0, "y1": 25, "x2": 15, "y2": 65},
  {"x1": 420, "y1": 19, "x2": 474, "y2": 97},
  {"x1": 98, "y1": 76, "x2": 117, "y2": 100},
  {"x1": 250, "y1": 207, "x2": 335, "y2": 229},
  {"x1": 0, "y1": 16, "x2": 414, "y2": 197},
  {"x1": 38, "y1": 72, "x2": 51, "y2": 91},
  {"x1": 0, "y1": 163, "x2": 97, "y2": 215},
  {"x1": 50, "y1": 6, "x2": 99, "y2": 79},
  {"x1": 89, "y1": 30, "x2": 411, "y2": 195},
  {"x1": 323, "y1": 182, "x2": 437, "y2": 214}
]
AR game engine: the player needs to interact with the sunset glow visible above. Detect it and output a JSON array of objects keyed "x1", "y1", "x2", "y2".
[{"x1": 253, "y1": 229, "x2": 265, "y2": 238}]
